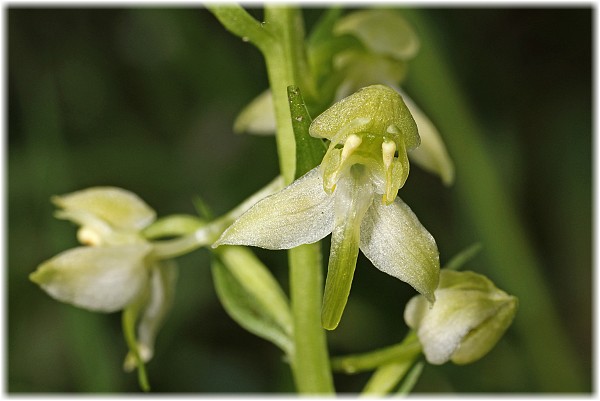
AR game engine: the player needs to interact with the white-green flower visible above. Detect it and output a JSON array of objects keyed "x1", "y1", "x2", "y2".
[
  {"x1": 30, "y1": 187, "x2": 177, "y2": 369},
  {"x1": 216, "y1": 85, "x2": 440, "y2": 330},
  {"x1": 235, "y1": 90, "x2": 453, "y2": 188},
  {"x1": 404, "y1": 270, "x2": 518, "y2": 365}
]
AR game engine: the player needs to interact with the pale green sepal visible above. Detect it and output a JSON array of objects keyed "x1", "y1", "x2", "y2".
[
  {"x1": 30, "y1": 243, "x2": 152, "y2": 312},
  {"x1": 212, "y1": 252, "x2": 293, "y2": 355},
  {"x1": 123, "y1": 260, "x2": 178, "y2": 372},
  {"x1": 359, "y1": 197, "x2": 439, "y2": 303},
  {"x1": 309, "y1": 85, "x2": 419, "y2": 150},
  {"x1": 400, "y1": 89, "x2": 455, "y2": 186},
  {"x1": 322, "y1": 167, "x2": 374, "y2": 330},
  {"x1": 404, "y1": 270, "x2": 517, "y2": 365},
  {"x1": 233, "y1": 90, "x2": 276, "y2": 135},
  {"x1": 52, "y1": 187, "x2": 156, "y2": 231},
  {"x1": 213, "y1": 167, "x2": 334, "y2": 250},
  {"x1": 333, "y1": 9, "x2": 420, "y2": 60},
  {"x1": 450, "y1": 293, "x2": 517, "y2": 365}
]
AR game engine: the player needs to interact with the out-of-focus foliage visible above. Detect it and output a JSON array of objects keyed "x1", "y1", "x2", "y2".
[{"x1": 8, "y1": 8, "x2": 591, "y2": 393}]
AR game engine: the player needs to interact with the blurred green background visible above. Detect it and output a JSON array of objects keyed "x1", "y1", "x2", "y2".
[{"x1": 8, "y1": 7, "x2": 592, "y2": 393}]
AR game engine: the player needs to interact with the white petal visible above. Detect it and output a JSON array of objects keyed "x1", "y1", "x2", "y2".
[
  {"x1": 399, "y1": 89, "x2": 455, "y2": 186},
  {"x1": 233, "y1": 90, "x2": 276, "y2": 135},
  {"x1": 359, "y1": 197, "x2": 439, "y2": 302},
  {"x1": 53, "y1": 187, "x2": 156, "y2": 230},
  {"x1": 214, "y1": 167, "x2": 334, "y2": 250},
  {"x1": 124, "y1": 260, "x2": 177, "y2": 371},
  {"x1": 30, "y1": 244, "x2": 151, "y2": 312}
]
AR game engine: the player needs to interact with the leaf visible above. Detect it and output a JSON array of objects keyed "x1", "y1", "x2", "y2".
[
  {"x1": 211, "y1": 254, "x2": 293, "y2": 356},
  {"x1": 287, "y1": 85, "x2": 327, "y2": 179}
]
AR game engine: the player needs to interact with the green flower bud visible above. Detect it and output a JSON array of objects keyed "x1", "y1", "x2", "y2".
[
  {"x1": 404, "y1": 270, "x2": 518, "y2": 365},
  {"x1": 333, "y1": 9, "x2": 420, "y2": 61}
]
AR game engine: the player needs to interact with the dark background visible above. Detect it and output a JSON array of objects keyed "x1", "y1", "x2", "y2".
[{"x1": 8, "y1": 7, "x2": 592, "y2": 393}]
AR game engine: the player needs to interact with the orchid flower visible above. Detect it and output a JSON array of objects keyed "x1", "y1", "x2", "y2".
[
  {"x1": 215, "y1": 85, "x2": 440, "y2": 330},
  {"x1": 29, "y1": 187, "x2": 179, "y2": 371},
  {"x1": 234, "y1": 8, "x2": 454, "y2": 186}
]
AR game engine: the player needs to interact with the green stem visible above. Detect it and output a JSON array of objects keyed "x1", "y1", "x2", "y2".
[
  {"x1": 212, "y1": 5, "x2": 333, "y2": 393},
  {"x1": 330, "y1": 331, "x2": 422, "y2": 396},
  {"x1": 289, "y1": 243, "x2": 335, "y2": 393},
  {"x1": 263, "y1": 7, "x2": 301, "y2": 184},
  {"x1": 403, "y1": 9, "x2": 585, "y2": 392},
  {"x1": 150, "y1": 176, "x2": 284, "y2": 259},
  {"x1": 263, "y1": 6, "x2": 334, "y2": 393},
  {"x1": 331, "y1": 330, "x2": 420, "y2": 374},
  {"x1": 207, "y1": 5, "x2": 274, "y2": 53}
]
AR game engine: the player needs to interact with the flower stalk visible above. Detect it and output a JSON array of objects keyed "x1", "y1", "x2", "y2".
[
  {"x1": 210, "y1": 5, "x2": 334, "y2": 393},
  {"x1": 263, "y1": 6, "x2": 335, "y2": 392}
]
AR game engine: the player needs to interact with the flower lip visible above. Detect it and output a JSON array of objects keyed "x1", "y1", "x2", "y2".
[{"x1": 214, "y1": 166, "x2": 440, "y2": 329}]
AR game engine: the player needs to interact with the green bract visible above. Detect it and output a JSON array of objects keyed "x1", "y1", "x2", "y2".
[
  {"x1": 215, "y1": 85, "x2": 440, "y2": 330},
  {"x1": 404, "y1": 270, "x2": 518, "y2": 365},
  {"x1": 30, "y1": 187, "x2": 177, "y2": 373}
]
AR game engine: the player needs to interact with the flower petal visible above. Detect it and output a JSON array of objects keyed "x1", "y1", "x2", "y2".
[
  {"x1": 124, "y1": 260, "x2": 178, "y2": 371},
  {"x1": 400, "y1": 89, "x2": 455, "y2": 186},
  {"x1": 53, "y1": 187, "x2": 156, "y2": 231},
  {"x1": 214, "y1": 167, "x2": 334, "y2": 250},
  {"x1": 233, "y1": 90, "x2": 276, "y2": 135},
  {"x1": 359, "y1": 197, "x2": 439, "y2": 303},
  {"x1": 30, "y1": 244, "x2": 152, "y2": 312}
]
